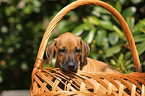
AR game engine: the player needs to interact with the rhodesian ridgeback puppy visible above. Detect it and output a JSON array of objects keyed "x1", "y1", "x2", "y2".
[{"x1": 46, "y1": 32, "x2": 119, "y2": 73}]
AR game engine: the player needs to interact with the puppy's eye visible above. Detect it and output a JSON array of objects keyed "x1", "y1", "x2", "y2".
[
  {"x1": 76, "y1": 49, "x2": 80, "y2": 53},
  {"x1": 58, "y1": 49, "x2": 65, "y2": 53}
]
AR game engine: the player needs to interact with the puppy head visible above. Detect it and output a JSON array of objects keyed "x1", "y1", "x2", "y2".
[{"x1": 46, "y1": 32, "x2": 90, "y2": 72}]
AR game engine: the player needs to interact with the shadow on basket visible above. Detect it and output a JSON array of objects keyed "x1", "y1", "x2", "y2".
[{"x1": 30, "y1": 0, "x2": 145, "y2": 96}]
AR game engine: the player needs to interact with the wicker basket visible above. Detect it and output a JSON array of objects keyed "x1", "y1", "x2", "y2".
[{"x1": 30, "y1": 0, "x2": 145, "y2": 95}]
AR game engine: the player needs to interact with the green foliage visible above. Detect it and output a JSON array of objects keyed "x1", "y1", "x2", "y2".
[
  {"x1": 0, "y1": 0, "x2": 145, "y2": 92},
  {"x1": 71, "y1": 0, "x2": 145, "y2": 74},
  {"x1": 0, "y1": 0, "x2": 70, "y2": 92},
  {"x1": 110, "y1": 54, "x2": 134, "y2": 73}
]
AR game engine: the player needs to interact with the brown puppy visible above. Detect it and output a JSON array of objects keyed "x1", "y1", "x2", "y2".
[{"x1": 46, "y1": 32, "x2": 118, "y2": 73}]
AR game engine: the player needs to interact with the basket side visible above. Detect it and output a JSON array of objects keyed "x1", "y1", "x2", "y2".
[
  {"x1": 34, "y1": 0, "x2": 142, "y2": 73},
  {"x1": 30, "y1": 68, "x2": 145, "y2": 96}
]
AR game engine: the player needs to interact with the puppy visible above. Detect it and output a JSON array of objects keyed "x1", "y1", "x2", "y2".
[{"x1": 46, "y1": 32, "x2": 119, "y2": 73}]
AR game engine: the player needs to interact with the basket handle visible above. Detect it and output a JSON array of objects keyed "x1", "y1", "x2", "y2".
[{"x1": 34, "y1": 0, "x2": 142, "y2": 72}]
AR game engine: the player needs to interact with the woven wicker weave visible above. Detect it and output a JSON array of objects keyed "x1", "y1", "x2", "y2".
[
  {"x1": 30, "y1": 0, "x2": 144, "y2": 95},
  {"x1": 30, "y1": 68, "x2": 145, "y2": 96}
]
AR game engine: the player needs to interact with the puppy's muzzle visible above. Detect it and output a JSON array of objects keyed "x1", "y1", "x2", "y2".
[
  {"x1": 68, "y1": 62, "x2": 75, "y2": 70},
  {"x1": 62, "y1": 59, "x2": 78, "y2": 72}
]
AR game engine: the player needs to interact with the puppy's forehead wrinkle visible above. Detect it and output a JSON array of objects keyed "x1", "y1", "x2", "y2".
[
  {"x1": 58, "y1": 32, "x2": 79, "y2": 38},
  {"x1": 56, "y1": 33, "x2": 80, "y2": 48}
]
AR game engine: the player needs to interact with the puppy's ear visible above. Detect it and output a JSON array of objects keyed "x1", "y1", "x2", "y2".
[
  {"x1": 80, "y1": 38, "x2": 90, "y2": 63},
  {"x1": 46, "y1": 40, "x2": 56, "y2": 64}
]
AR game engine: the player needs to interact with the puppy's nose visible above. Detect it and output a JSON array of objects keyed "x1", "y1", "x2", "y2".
[{"x1": 68, "y1": 62, "x2": 75, "y2": 70}]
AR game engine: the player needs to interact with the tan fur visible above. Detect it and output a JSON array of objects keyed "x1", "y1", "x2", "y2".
[{"x1": 46, "y1": 32, "x2": 119, "y2": 73}]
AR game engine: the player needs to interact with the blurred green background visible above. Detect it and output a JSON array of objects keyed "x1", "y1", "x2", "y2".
[{"x1": 0, "y1": 0, "x2": 145, "y2": 92}]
